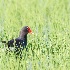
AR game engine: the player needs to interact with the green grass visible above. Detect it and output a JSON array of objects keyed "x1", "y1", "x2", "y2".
[{"x1": 0, "y1": 0, "x2": 70, "y2": 70}]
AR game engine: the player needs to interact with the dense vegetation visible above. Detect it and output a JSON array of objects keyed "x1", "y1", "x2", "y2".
[{"x1": 0, "y1": 0, "x2": 70, "y2": 70}]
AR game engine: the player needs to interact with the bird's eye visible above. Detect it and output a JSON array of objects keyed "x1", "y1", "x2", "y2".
[{"x1": 27, "y1": 27, "x2": 29, "y2": 30}]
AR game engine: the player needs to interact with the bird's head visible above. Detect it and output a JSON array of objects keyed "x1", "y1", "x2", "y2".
[
  {"x1": 23, "y1": 26, "x2": 33, "y2": 34},
  {"x1": 19, "y1": 26, "x2": 33, "y2": 39}
]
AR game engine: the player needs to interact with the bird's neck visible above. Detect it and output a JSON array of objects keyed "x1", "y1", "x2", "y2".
[
  {"x1": 19, "y1": 34, "x2": 27, "y2": 40},
  {"x1": 24, "y1": 35, "x2": 27, "y2": 41}
]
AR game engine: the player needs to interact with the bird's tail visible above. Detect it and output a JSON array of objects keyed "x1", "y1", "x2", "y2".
[{"x1": 2, "y1": 41, "x2": 6, "y2": 43}]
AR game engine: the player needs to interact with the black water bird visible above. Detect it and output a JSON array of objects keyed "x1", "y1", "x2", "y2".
[{"x1": 2, "y1": 26, "x2": 33, "y2": 58}]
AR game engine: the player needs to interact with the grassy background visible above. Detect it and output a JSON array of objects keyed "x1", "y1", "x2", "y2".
[{"x1": 0, "y1": 0, "x2": 70, "y2": 70}]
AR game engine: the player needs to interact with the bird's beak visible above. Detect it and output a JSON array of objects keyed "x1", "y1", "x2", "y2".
[
  {"x1": 29, "y1": 29, "x2": 34, "y2": 34},
  {"x1": 28, "y1": 27, "x2": 34, "y2": 34},
  {"x1": 30, "y1": 32, "x2": 34, "y2": 34}
]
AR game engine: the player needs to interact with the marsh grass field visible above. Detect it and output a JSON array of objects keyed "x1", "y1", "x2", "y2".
[{"x1": 0, "y1": 0, "x2": 70, "y2": 70}]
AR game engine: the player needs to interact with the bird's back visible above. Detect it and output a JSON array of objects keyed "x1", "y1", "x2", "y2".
[{"x1": 8, "y1": 38, "x2": 27, "y2": 49}]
